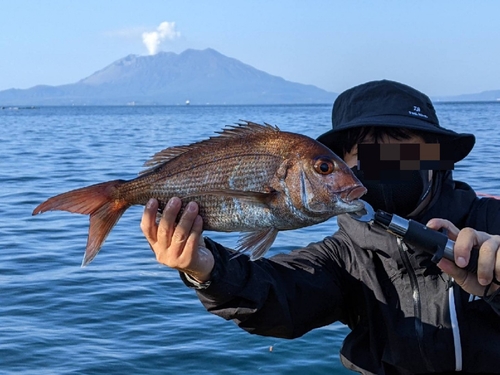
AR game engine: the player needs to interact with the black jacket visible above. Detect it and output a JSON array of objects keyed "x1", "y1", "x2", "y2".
[{"x1": 183, "y1": 172, "x2": 500, "y2": 374}]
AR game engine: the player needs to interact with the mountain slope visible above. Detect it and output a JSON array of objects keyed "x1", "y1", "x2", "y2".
[
  {"x1": 434, "y1": 89, "x2": 500, "y2": 102},
  {"x1": 0, "y1": 49, "x2": 336, "y2": 105}
]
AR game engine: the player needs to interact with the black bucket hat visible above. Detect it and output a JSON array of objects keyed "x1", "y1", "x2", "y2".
[{"x1": 317, "y1": 79, "x2": 475, "y2": 163}]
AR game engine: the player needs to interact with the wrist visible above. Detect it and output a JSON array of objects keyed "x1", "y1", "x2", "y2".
[
  {"x1": 182, "y1": 272, "x2": 212, "y2": 290},
  {"x1": 190, "y1": 245, "x2": 214, "y2": 282},
  {"x1": 188, "y1": 271, "x2": 211, "y2": 283}
]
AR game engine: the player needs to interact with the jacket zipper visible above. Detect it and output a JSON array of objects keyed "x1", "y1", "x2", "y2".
[
  {"x1": 397, "y1": 238, "x2": 435, "y2": 372},
  {"x1": 449, "y1": 283, "x2": 463, "y2": 371}
]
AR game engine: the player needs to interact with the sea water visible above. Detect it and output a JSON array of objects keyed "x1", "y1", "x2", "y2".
[{"x1": 1, "y1": 103, "x2": 499, "y2": 374}]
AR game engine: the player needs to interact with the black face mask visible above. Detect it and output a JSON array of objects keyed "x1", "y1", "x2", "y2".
[{"x1": 351, "y1": 167, "x2": 430, "y2": 217}]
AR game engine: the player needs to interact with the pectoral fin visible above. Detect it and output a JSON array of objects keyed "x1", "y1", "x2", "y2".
[{"x1": 236, "y1": 227, "x2": 279, "y2": 260}]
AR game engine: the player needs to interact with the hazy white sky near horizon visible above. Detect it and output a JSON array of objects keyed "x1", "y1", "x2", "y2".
[{"x1": 1, "y1": 0, "x2": 498, "y2": 96}]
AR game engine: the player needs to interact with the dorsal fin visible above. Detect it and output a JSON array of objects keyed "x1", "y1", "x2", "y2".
[
  {"x1": 139, "y1": 145, "x2": 193, "y2": 173},
  {"x1": 139, "y1": 121, "x2": 280, "y2": 175}
]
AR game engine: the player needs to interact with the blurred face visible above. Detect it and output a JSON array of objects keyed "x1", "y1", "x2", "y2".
[
  {"x1": 343, "y1": 131, "x2": 436, "y2": 216},
  {"x1": 343, "y1": 133, "x2": 426, "y2": 168}
]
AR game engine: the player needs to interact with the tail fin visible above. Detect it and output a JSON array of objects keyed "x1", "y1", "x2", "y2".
[{"x1": 32, "y1": 180, "x2": 130, "y2": 267}]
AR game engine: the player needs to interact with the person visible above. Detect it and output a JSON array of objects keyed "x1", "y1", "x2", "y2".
[{"x1": 140, "y1": 80, "x2": 500, "y2": 374}]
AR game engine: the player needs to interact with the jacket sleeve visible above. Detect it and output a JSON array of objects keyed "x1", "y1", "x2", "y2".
[
  {"x1": 181, "y1": 235, "x2": 351, "y2": 339},
  {"x1": 465, "y1": 196, "x2": 500, "y2": 235},
  {"x1": 483, "y1": 287, "x2": 500, "y2": 315}
]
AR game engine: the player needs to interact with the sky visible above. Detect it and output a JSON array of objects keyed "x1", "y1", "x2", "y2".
[{"x1": 0, "y1": 0, "x2": 499, "y2": 96}]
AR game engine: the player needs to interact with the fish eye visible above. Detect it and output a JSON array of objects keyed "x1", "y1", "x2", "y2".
[{"x1": 313, "y1": 157, "x2": 335, "y2": 175}]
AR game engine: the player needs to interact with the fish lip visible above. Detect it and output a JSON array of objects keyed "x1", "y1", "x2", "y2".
[
  {"x1": 335, "y1": 186, "x2": 367, "y2": 212},
  {"x1": 338, "y1": 185, "x2": 367, "y2": 202}
]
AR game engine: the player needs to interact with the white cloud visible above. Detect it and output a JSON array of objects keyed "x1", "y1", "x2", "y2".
[{"x1": 142, "y1": 22, "x2": 181, "y2": 55}]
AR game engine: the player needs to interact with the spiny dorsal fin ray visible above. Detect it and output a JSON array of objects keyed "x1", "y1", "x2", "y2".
[{"x1": 139, "y1": 121, "x2": 280, "y2": 175}]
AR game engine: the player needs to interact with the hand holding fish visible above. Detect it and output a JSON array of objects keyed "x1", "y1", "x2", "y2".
[
  {"x1": 141, "y1": 198, "x2": 214, "y2": 282},
  {"x1": 427, "y1": 218, "x2": 500, "y2": 297}
]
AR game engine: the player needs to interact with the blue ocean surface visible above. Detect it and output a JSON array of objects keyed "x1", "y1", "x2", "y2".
[{"x1": 1, "y1": 103, "x2": 499, "y2": 374}]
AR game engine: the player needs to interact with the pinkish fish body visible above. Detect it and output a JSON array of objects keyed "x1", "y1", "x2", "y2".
[{"x1": 33, "y1": 121, "x2": 366, "y2": 266}]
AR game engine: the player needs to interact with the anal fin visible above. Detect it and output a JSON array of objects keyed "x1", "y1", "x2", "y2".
[{"x1": 236, "y1": 228, "x2": 279, "y2": 261}]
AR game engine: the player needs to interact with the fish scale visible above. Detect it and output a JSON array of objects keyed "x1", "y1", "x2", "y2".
[{"x1": 140, "y1": 155, "x2": 282, "y2": 229}]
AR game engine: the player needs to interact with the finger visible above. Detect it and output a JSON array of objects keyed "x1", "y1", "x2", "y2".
[
  {"x1": 477, "y1": 241, "x2": 497, "y2": 285},
  {"x1": 453, "y1": 227, "x2": 478, "y2": 268},
  {"x1": 426, "y1": 218, "x2": 460, "y2": 240},
  {"x1": 199, "y1": 233, "x2": 206, "y2": 248},
  {"x1": 157, "y1": 197, "x2": 182, "y2": 250},
  {"x1": 181, "y1": 216, "x2": 213, "y2": 281},
  {"x1": 453, "y1": 228, "x2": 493, "y2": 268},
  {"x1": 181, "y1": 215, "x2": 204, "y2": 261},
  {"x1": 141, "y1": 198, "x2": 159, "y2": 244},
  {"x1": 476, "y1": 237, "x2": 500, "y2": 285},
  {"x1": 169, "y1": 201, "x2": 199, "y2": 258}
]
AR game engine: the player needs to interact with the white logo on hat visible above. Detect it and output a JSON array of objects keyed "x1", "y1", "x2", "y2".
[{"x1": 409, "y1": 105, "x2": 428, "y2": 118}]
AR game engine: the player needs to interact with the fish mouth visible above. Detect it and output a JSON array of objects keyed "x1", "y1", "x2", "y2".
[
  {"x1": 339, "y1": 185, "x2": 367, "y2": 202},
  {"x1": 337, "y1": 185, "x2": 367, "y2": 211}
]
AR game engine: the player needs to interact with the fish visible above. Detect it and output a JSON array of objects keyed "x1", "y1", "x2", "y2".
[{"x1": 32, "y1": 121, "x2": 366, "y2": 266}]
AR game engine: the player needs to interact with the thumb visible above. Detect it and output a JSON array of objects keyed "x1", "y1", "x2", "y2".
[{"x1": 437, "y1": 258, "x2": 468, "y2": 284}]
